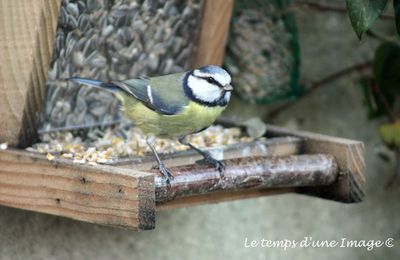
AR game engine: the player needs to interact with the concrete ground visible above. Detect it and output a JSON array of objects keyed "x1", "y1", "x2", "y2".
[{"x1": 1, "y1": 1, "x2": 399, "y2": 259}]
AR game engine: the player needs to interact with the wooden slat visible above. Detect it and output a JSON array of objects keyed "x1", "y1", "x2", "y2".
[
  {"x1": 0, "y1": 149, "x2": 155, "y2": 230},
  {"x1": 0, "y1": 0, "x2": 61, "y2": 147},
  {"x1": 265, "y1": 124, "x2": 366, "y2": 203},
  {"x1": 116, "y1": 137, "x2": 303, "y2": 169},
  {"x1": 193, "y1": 0, "x2": 233, "y2": 67}
]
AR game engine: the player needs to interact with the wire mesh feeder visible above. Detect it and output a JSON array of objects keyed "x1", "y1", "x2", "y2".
[
  {"x1": 40, "y1": 0, "x2": 204, "y2": 133},
  {"x1": 224, "y1": 0, "x2": 302, "y2": 104}
]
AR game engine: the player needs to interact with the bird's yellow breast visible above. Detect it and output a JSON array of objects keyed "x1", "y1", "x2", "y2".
[{"x1": 121, "y1": 97, "x2": 226, "y2": 138}]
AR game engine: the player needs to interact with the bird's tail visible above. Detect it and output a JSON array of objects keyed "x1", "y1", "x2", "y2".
[{"x1": 68, "y1": 77, "x2": 120, "y2": 92}]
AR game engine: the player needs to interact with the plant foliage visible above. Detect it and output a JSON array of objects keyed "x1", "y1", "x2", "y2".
[{"x1": 346, "y1": 0, "x2": 388, "y2": 38}]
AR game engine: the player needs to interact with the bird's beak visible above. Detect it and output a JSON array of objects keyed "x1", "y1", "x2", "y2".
[{"x1": 223, "y1": 84, "x2": 233, "y2": 91}]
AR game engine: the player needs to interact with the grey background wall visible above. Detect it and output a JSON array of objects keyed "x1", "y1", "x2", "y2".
[{"x1": 1, "y1": 1, "x2": 399, "y2": 259}]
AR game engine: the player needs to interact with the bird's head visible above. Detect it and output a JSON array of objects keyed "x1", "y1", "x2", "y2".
[{"x1": 183, "y1": 65, "x2": 233, "y2": 107}]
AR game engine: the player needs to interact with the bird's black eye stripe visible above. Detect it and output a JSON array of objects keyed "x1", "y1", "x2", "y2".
[{"x1": 198, "y1": 76, "x2": 223, "y2": 87}]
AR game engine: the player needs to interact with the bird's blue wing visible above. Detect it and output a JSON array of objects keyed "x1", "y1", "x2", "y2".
[
  {"x1": 113, "y1": 73, "x2": 189, "y2": 115},
  {"x1": 69, "y1": 73, "x2": 190, "y2": 115}
]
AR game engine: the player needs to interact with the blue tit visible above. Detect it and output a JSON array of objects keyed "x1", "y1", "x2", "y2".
[{"x1": 69, "y1": 65, "x2": 233, "y2": 183}]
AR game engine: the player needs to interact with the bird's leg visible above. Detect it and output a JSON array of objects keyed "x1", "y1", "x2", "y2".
[
  {"x1": 146, "y1": 136, "x2": 174, "y2": 183},
  {"x1": 178, "y1": 136, "x2": 225, "y2": 174}
]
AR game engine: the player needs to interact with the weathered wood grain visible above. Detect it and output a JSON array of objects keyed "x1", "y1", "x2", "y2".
[
  {"x1": 0, "y1": 149, "x2": 155, "y2": 230},
  {"x1": 0, "y1": 0, "x2": 61, "y2": 147},
  {"x1": 265, "y1": 124, "x2": 366, "y2": 203},
  {"x1": 193, "y1": 0, "x2": 233, "y2": 67}
]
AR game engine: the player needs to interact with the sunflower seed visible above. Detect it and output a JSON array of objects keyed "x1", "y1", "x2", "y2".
[
  {"x1": 67, "y1": 3, "x2": 79, "y2": 17},
  {"x1": 78, "y1": 14, "x2": 90, "y2": 32},
  {"x1": 101, "y1": 24, "x2": 114, "y2": 37}
]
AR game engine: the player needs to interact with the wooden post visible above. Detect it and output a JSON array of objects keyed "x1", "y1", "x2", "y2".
[
  {"x1": 0, "y1": 0, "x2": 61, "y2": 147},
  {"x1": 155, "y1": 154, "x2": 338, "y2": 203},
  {"x1": 193, "y1": 0, "x2": 234, "y2": 67}
]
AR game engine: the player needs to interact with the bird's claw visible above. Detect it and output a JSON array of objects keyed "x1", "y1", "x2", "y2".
[
  {"x1": 153, "y1": 163, "x2": 174, "y2": 184},
  {"x1": 196, "y1": 154, "x2": 225, "y2": 176}
]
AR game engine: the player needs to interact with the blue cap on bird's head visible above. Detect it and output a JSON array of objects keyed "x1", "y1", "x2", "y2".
[
  {"x1": 192, "y1": 65, "x2": 232, "y2": 87},
  {"x1": 198, "y1": 65, "x2": 227, "y2": 74},
  {"x1": 196, "y1": 65, "x2": 232, "y2": 86}
]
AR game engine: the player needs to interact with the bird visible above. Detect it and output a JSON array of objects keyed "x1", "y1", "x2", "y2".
[{"x1": 69, "y1": 65, "x2": 233, "y2": 183}]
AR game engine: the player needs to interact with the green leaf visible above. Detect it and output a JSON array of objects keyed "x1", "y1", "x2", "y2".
[
  {"x1": 374, "y1": 42, "x2": 400, "y2": 94},
  {"x1": 380, "y1": 121, "x2": 400, "y2": 149},
  {"x1": 346, "y1": 0, "x2": 388, "y2": 39},
  {"x1": 394, "y1": 0, "x2": 400, "y2": 35}
]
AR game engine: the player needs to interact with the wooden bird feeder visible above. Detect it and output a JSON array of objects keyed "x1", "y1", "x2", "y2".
[{"x1": 0, "y1": 0, "x2": 365, "y2": 231}]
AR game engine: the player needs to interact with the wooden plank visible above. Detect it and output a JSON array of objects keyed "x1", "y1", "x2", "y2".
[
  {"x1": 116, "y1": 137, "x2": 303, "y2": 169},
  {"x1": 193, "y1": 0, "x2": 233, "y2": 67},
  {"x1": 0, "y1": 149, "x2": 155, "y2": 230},
  {"x1": 265, "y1": 124, "x2": 366, "y2": 203},
  {"x1": 0, "y1": 0, "x2": 61, "y2": 147}
]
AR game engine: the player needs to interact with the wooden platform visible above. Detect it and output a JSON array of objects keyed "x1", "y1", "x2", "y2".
[{"x1": 0, "y1": 126, "x2": 365, "y2": 231}]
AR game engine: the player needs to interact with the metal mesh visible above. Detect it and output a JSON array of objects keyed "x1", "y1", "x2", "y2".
[
  {"x1": 224, "y1": 0, "x2": 301, "y2": 104},
  {"x1": 40, "y1": 0, "x2": 204, "y2": 132}
]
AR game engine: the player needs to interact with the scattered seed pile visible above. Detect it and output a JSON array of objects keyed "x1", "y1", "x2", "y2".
[
  {"x1": 225, "y1": 4, "x2": 295, "y2": 103},
  {"x1": 27, "y1": 125, "x2": 254, "y2": 165},
  {"x1": 41, "y1": 0, "x2": 203, "y2": 132}
]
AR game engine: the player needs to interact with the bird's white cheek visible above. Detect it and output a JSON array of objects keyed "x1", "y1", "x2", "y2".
[{"x1": 188, "y1": 76, "x2": 220, "y2": 102}]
